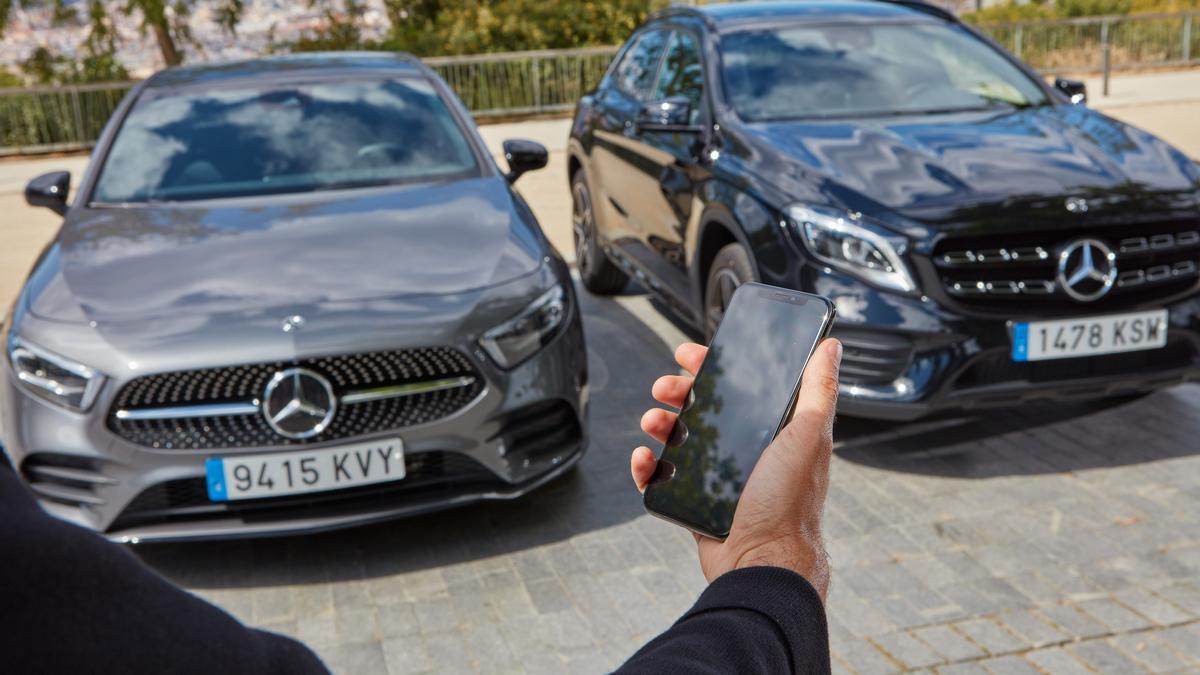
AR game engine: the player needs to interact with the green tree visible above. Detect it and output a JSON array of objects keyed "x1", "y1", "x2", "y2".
[
  {"x1": 0, "y1": 66, "x2": 21, "y2": 87},
  {"x1": 382, "y1": 0, "x2": 660, "y2": 55},
  {"x1": 20, "y1": 45, "x2": 61, "y2": 84},
  {"x1": 79, "y1": 0, "x2": 129, "y2": 82},
  {"x1": 288, "y1": 0, "x2": 366, "y2": 52},
  {"x1": 121, "y1": 0, "x2": 244, "y2": 67}
]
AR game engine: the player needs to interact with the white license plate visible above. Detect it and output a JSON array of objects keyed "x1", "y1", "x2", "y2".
[
  {"x1": 1012, "y1": 309, "x2": 1168, "y2": 362},
  {"x1": 205, "y1": 437, "x2": 405, "y2": 502}
]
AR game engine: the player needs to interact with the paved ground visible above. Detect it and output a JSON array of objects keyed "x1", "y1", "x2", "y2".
[{"x1": 2, "y1": 69, "x2": 1200, "y2": 673}]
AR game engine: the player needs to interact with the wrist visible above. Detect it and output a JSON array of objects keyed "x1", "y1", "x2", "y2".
[{"x1": 733, "y1": 540, "x2": 830, "y2": 602}]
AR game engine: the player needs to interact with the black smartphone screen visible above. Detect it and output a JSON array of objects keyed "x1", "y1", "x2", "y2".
[{"x1": 643, "y1": 283, "x2": 834, "y2": 539}]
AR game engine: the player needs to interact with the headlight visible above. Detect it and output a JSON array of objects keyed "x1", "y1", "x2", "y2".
[
  {"x1": 7, "y1": 336, "x2": 105, "y2": 411},
  {"x1": 479, "y1": 285, "x2": 568, "y2": 369},
  {"x1": 787, "y1": 204, "x2": 916, "y2": 293}
]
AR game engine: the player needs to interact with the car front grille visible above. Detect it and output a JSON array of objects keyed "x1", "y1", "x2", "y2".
[
  {"x1": 931, "y1": 223, "x2": 1200, "y2": 315},
  {"x1": 108, "y1": 348, "x2": 484, "y2": 449},
  {"x1": 108, "y1": 450, "x2": 501, "y2": 533},
  {"x1": 831, "y1": 329, "x2": 914, "y2": 384}
]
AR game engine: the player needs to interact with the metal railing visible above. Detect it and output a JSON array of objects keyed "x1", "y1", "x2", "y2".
[
  {"x1": 978, "y1": 12, "x2": 1200, "y2": 94},
  {"x1": 1, "y1": 12, "x2": 1198, "y2": 155},
  {"x1": 0, "y1": 81, "x2": 135, "y2": 156},
  {"x1": 425, "y1": 46, "x2": 618, "y2": 117}
]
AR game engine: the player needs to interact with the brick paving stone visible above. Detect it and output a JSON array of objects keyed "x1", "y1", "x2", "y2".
[
  {"x1": 1110, "y1": 633, "x2": 1197, "y2": 673},
  {"x1": 1025, "y1": 647, "x2": 1096, "y2": 675},
  {"x1": 935, "y1": 662, "x2": 988, "y2": 675},
  {"x1": 1155, "y1": 622, "x2": 1200, "y2": 659},
  {"x1": 834, "y1": 634, "x2": 903, "y2": 674},
  {"x1": 1077, "y1": 597, "x2": 1156, "y2": 633},
  {"x1": 1114, "y1": 588, "x2": 1194, "y2": 626},
  {"x1": 424, "y1": 631, "x2": 474, "y2": 673},
  {"x1": 382, "y1": 636, "x2": 434, "y2": 675},
  {"x1": 1158, "y1": 582, "x2": 1200, "y2": 617},
  {"x1": 321, "y1": 640, "x2": 388, "y2": 675},
  {"x1": 1068, "y1": 639, "x2": 1149, "y2": 673},
  {"x1": 872, "y1": 632, "x2": 945, "y2": 669},
  {"x1": 954, "y1": 618, "x2": 1024, "y2": 656},
  {"x1": 978, "y1": 654, "x2": 1041, "y2": 675},
  {"x1": 1035, "y1": 604, "x2": 1111, "y2": 640},
  {"x1": 912, "y1": 625, "x2": 987, "y2": 662},
  {"x1": 993, "y1": 609, "x2": 1071, "y2": 649}
]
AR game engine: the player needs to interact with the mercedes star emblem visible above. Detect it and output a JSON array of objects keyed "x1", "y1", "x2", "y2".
[
  {"x1": 1057, "y1": 238, "x2": 1117, "y2": 302},
  {"x1": 1064, "y1": 197, "x2": 1089, "y2": 214},
  {"x1": 261, "y1": 367, "x2": 336, "y2": 439}
]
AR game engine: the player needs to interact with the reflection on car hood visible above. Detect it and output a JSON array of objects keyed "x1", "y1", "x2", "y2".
[
  {"x1": 744, "y1": 105, "x2": 1200, "y2": 224},
  {"x1": 55, "y1": 177, "x2": 544, "y2": 322}
]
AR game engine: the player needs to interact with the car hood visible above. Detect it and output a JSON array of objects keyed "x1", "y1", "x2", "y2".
[
  {"x1": 50, "y1": 176, "x2": 545, "y2": 323},
  {"x1": 741, "y1": 105, "x2": 1200, "y2": 227}
]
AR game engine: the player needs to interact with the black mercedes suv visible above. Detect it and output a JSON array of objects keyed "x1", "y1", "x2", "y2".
[{"x1": 567, "y1": 0, "x2": 1200, "y2": 420}]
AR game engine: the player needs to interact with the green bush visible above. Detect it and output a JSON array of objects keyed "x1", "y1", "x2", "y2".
[{"x1": 1056, "y1": 0, "x2": 1134, "y2": 17}]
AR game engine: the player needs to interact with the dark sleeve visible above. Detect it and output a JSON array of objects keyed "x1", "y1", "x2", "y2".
[
  {"x1": 617, "y1": 566, "x2": 830, "y2": 675},
  {"x1": 0, "y1": 463, "x2": 328, "y2": 675}
]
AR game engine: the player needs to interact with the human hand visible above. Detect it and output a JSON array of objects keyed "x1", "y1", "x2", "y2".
[{"x1": 631, "y1": 339, "x2": 842, "y2": 601}]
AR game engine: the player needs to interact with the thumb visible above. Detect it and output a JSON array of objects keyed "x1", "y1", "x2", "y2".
[{"x1": 790, "y1": 338, "x2": 842, "y2": 430}]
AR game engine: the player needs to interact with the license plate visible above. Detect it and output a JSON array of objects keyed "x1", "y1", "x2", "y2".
[
  {"x1": 1012, "y1": 309, "x2": 1168, "y2": 362},
  {"x1": 205, "y1": 437, "x2": 405, "y2": 502}
]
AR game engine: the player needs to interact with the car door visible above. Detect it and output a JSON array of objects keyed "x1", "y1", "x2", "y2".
[
  {"x1": 589, "y1": 28, "x2": 671, "y2": 259},
  {"x1": 623, "y1": 28, "x2": 711, "y2": 307}
]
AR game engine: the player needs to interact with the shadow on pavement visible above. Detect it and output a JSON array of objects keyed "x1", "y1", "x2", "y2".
[
  {"x1": 834, "y1": 385, "x2": 1200, "y2": 478},
  {"x1": 136, "y1": 283, "x2": 679, "y2": 589}
]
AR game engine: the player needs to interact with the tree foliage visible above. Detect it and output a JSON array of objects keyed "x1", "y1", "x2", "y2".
[
  {"x1": 113, "y1": 0, "x2": 244, "y2": 66},
  {"x1": 383, "y1": 0, "x2": 660, "y2": 55},
  {"x1": 286, "y1": 0, "x2": 663, "y2": 56},
  {"x1": 964, "y1": 0, "x2": 1200, "y2": 22},
  {"x1": 16, "y1": 1, "x2": 128, "y2": 84}
]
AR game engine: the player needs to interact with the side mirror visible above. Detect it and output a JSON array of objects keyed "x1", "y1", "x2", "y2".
[
  {"x1": 1054, "y1": 78, "x2": 1087, "y2": 105},
  {"x1": 502, "y1": 139, "x2": 548, "y2": 183},
  {"x1": 25, "y1": 171, "x2": 71, "y2": 216},
  {"x1": 636, "y1": 97, "x2": 702, "y2": 133}
]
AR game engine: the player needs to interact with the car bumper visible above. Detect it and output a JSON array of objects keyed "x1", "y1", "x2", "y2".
[
  {"x1": 1, "y1": 285, "x2": 588, "y2": 543},
  {"x1": 811, "y1": 273, "x2": 1200, "y2": 421}
]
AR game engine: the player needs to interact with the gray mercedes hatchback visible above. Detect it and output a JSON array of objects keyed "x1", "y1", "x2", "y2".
[{"x1": 2, "y1": 53, "x2": 588, "y2": 541}]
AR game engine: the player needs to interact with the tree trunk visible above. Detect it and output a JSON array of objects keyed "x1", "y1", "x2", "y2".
[{"x1": 151, "y1": 20, "x2": 181, "y2": 66}]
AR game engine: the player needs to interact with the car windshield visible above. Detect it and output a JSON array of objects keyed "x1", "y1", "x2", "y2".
[
  {"x1": 92, "y1": 77, "x2": 480, "y2": 203},
  {"x1": 720, "y1": 21, "x2": 1050, "y2": 121}
]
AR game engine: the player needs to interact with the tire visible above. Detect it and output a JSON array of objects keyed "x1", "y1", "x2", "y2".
[
  {"x1": 571, "y1": 171, "x2": 629, "y2": 295},
  {"x1": 704, "y1": 242, "x2": 755, "y2": 340}
]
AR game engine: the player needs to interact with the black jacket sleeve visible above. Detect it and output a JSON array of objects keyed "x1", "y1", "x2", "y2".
[
  {"x1": 0, "y1": 463, "x2": 329, "y2": 675},
  {"x1": 617, "y1": 566, "x2": 830, "y2": 674}
]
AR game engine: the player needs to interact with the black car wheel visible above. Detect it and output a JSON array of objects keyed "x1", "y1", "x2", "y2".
[
  {"x1": 571, "y1": 171, "x2": 628, "y2": 294},
  {"x1": 704, "y1": 242, "x2": 754, "y2": 339}
]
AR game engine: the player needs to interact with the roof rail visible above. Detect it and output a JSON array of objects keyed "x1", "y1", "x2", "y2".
[
  {"x1": 875, "y1": 0, "x2": 958, "y2": 22},
  {"x1": 648, "y1": 4, "x2": 717, "y2": 27},
  {"x1": 651, "y1": 0, "x2": 958, "y2": 26}
]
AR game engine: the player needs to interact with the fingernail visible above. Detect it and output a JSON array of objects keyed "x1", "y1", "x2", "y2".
[{"x1": 830, "y1": 339, "x2": 843, "y2": 364}]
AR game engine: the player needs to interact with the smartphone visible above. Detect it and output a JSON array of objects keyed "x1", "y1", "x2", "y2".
[{"x1": 642, "y1": 282, "x2": 836, "y2": 540}]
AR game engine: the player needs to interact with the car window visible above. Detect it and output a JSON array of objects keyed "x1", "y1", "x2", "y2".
[
  {"x1": 92, "y1": 77, "x2": 480, "y2": 203},
  {"x1": 615, "y1": 29, "x2": 671, "y2": 99},
  {"x1": 720, "y1": 21, "x2": 1049, "y2": 121},
  {"x1": 654, "y1": 31, "x2": 705, "y2": 125}
]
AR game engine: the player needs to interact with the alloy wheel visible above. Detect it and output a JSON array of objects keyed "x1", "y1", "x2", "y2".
[
  {"x1": 705, "y1": 266, "x2": 742, "y2": 337},
  {"x1": 571, "y1": 181, "x2": 594, "y2": 277}
]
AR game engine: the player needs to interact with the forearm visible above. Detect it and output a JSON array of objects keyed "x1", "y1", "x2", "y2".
[
  {"x1": 617, "y1": 566, "x2": 830, "y2": 674},
  {"x1": 0, "y1": 467, "x2": 329, "y2": 674}
]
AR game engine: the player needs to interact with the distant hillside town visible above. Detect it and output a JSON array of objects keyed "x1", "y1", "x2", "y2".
[{"x1": 1, "y1": 0, "x2": 391, "y2": 78}]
